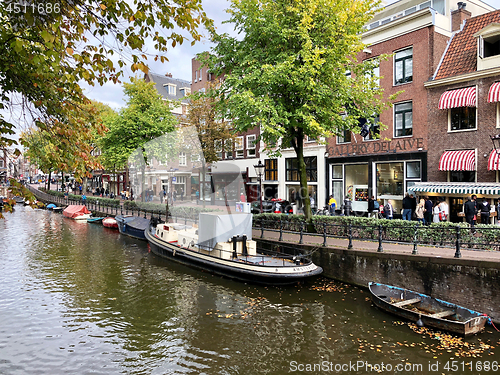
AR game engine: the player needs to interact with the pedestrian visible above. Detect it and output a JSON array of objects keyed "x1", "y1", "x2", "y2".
[
  {"x1": 433, "y1": 201, "x2": 441, "y2": 223},
  {"x1": 309, "y1": 194, "x2": 315, "y2": 210},
  {"x1": 410, "y1": 193, "x2": 417, "y2": 219},
  {"x1": 402, "y1": 193, "x2": 412, "y2": 221},
  {"x1": 196, "y1": 190, "x2": 200, "y2": 204},
  {"x1": 343, "y1": 195, "x2": 352, "y2": 216},
  {"x1": 240, "y1": 192, "x2": 246, "y2": 202},
  {"x1": 424, "y1": 196, "x2": 433, "y2": 225},
  {"x1": 368, "y1": 196, "x2": 374, "y2": 218},
  {"x1": 480, "y1": 198, "x2": 491, "y2": 225},
  {"x1": 384, "y1": 200, "x2": 394, "y2": 219},
  {"x1": 497, "y1": 199, "x2": 500, "y2": 225},
  {"x1": 415, "y1": 199, "x2": 425, "y2": 224},
  {"x1": 82, "y1": 194, "x2": 87, "y2": 203},
  {"x1": 464, "y1": 196, "x2": 477, "y2": 233},
  {"x1": 180, "y1": 188, "x2": 184, "y2": 201},
  {"x1": 328, "y1": 195, "x2": 337, "y2": 215},
  {"x1": 173, "y1": 190, "x2": 177, "y2": 202},
  {"x1": 79, "y1": 185, "x2": 82, "y2": 195}
]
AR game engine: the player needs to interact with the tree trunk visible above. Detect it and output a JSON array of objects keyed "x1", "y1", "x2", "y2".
[{"x1": 293, "y1": 129, "x2": 315, "y2": 232}]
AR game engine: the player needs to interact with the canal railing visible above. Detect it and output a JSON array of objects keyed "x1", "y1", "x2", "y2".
[
  {"x1": 253, "y1": 215, "x2": 500, "y2": 258},
  {"x1": 28, "y1": 186, "x2": 200, "y2": 227}
]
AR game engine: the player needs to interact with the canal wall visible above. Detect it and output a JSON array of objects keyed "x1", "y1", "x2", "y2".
[{"x1": 257, "y1": 239, "x2": 500, "y2": 322}]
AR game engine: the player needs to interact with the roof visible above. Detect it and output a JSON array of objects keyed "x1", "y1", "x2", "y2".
[
  {"x1": 145, "y1": 72, "x2": 191, "y2": 103},
  {"x1": 434, "y1": 10, "x2": 500, "y2": 80}
]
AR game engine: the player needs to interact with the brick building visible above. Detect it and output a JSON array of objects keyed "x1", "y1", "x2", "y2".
[
  {"x1": 324, "y1": 0, "x2": 494, "y2": 215},
  {"x1": 414, "y1": 8, "x2": 500, "y2": 222}
]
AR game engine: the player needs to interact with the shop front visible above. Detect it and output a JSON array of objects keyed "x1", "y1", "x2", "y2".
[{"x1": 326, "y1": 151, "x2": 427, "y2": 216}]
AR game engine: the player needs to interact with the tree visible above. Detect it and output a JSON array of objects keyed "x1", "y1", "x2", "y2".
[
  {"x1": 185, "y1": 81, "x2": 235, "y2": 206},
  {"x1": 207, "y1": 0, "x2": 395, "y2": 224},
  {"x1": 98, "y1": 77, "x2": 177, "y2": 201},
  {"x1": 0, "y1": 0, "x2": 212, "y2": 152}
]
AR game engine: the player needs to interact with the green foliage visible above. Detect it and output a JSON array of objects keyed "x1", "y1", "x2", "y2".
[
  {"x1": 0, "y1": 0, "x2": 212, "y2": 152},
  {"x1": 123, "y1": 200, "x2": 221, "y2": 219},
  {"x1": 207, "y1": 0, "x2": 391, "y2": 222}
]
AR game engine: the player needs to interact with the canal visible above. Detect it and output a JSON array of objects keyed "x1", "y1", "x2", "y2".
[{"x1": 1, "y1": 206, "x2": 499, "y2": 374}]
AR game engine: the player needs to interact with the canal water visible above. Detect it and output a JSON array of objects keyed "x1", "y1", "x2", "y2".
[{"x1": 1, "y1": 206, "x2": 499, "y2": 375}]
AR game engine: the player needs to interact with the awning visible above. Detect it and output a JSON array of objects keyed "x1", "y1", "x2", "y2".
[
  {"x1": 488, "y1": 150, "x2": 500, "y2": 170},
  {"x1": 438, "y1": 87, "x2": 476, "y2": 109},
  {"x1": 438, "y1": 150, "x2": 475, "y2": 171},
  {"x1": 409, "y1": 182, "x2": 500, "y2": 196},
  {"x1": 488, "y1": 82, "x2": 500, "y2": 103}
]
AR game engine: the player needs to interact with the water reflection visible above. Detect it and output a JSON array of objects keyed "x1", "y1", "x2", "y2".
[{"x1": 0, "y1": 207, "x2": 499, "y2": 375}]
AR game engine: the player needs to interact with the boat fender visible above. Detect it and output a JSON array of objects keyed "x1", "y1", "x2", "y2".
[
  {"x1": 416, "y1": 314, "x2": 424, "y2": 328},
  {"x1": 173, "y1": 248, "x2": 176, "y2": 256}
]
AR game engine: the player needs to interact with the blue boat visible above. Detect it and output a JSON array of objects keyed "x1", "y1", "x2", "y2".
[
  {"x1": 87, "y1": 217, "x2": 104, "y2": 224},
  {"x1": 115, "y1": 215, "x2": 149, "y2": 240},
  {"x1": 47, "y1": 203, "x2": 56, "y2": 210}
]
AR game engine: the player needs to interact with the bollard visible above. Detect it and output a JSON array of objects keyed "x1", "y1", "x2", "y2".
[
  {"x1": 144, "y1": 209, "x2": 147, "y2": 219},
  {"x1": 378, "y1": 224, "x2": 383, "y2": 252},
  {"x1": 412, "y1": 223, "x2": 419, "y2": 255},
  {"x1": 323, "y1": 222, "x2": 327, "y2": 247},
  {"x1": 299, "y1": 221, "x2": 304, "y2": 244},
  {"x1": 279, "y1": 219, "x2": 283, "y2": 242},
  {"x1": 348, "y1": 223, "x2": 353, "y2": 249},
  {"x1": 260, "y1": 218, "x2": 264, "y2": 238},
  {"x1": 454, "y1": 226, "x2": 462, "y2": 258}
]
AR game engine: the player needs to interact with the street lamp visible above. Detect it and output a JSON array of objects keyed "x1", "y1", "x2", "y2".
[
  {"x1": 254, "y1": 160, "x2": 265, "y2": 213},
  {"x1": 491, "y1": 134, "x2": 500, "y2": 169}
]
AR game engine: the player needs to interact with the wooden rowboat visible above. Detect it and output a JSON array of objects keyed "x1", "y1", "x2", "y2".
[{"x1": 368, "y1": 282, "x2": 488, "y2": 336}]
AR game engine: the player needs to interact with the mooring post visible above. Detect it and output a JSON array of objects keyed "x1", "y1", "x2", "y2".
[
  {"x1": 299, "y1": 221, "x2": 304, "y2": 244},
  {"x1": 348, "y1": 223, "x2": 353, "y2": 249},
  {"x1": 323, "y1": 222, "x2": 327, "y2": 247},
  {"x1": 454, "y1": 226, "x2": 462, "y2": 258},
  {"x1": 378, "y1": 223, "x2": 383, "y2": 252},
  {"x1": 260, "y1": 218, "x2": 264, "y2": 238},
  {"x1": 412, "y1": 223, "x2": 419, "y2": 255},
  {"x1": 279, "y1": 219, "x2": 283, "y2": 242}
]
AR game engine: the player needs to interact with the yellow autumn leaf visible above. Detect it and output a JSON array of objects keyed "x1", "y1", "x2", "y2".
[{"x1": 66, "y1": 47, "x2": 74, "y2": 55}]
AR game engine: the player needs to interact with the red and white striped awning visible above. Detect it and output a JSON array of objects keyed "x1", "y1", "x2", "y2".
[
  {"x1": 439, "y1": 150, "x2": 476, "y2": 171},
  {"x1": 488, "y1": 150, "x2": 500, "y2": 170},
  {"x1": 438, "y1": 87, "x2": 476, "y2": 109},
  {"x1": 488, "y1": 82, "x2": 500, "y2": 103}
]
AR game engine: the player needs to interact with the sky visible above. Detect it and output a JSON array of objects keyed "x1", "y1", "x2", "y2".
[{"x1": 80, "y1": 0, "x2": 500, "y2": 110}]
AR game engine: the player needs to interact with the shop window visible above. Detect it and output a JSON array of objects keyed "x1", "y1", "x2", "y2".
[
  {"x1": 450, "y1": 171, "x2": 476, "y2": 182},
  {"x1": 286, "y1": 156, "x2": 317, "y2": 182},
  {"x1": 394, "y1": 102, "x2": 413, "y2": 137},
  {"x1": 450, "y1": 107, "x2": 476, "y2": 131},
  {"x1": 394, "y1": 47, "x2": 413, "y2": 85},
  {"x1": 406, "y1": 161, "x2": 421, "y2": 179},
  {"x1": 265, "y1": 159, "x2": 278, "y2": 181},
  {"x1": 376, "y1": 162, "x2": 404, "y2": 197}
]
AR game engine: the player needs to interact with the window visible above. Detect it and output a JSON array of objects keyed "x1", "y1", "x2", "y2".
[
  {"x1": 214, "y1": 140, "x2": 223, "y2": 160},
  {"x1": 235, "y1": 136, "x2": 244, "y2": 158},
  {"x1": 394, "y1": 47, "x2": 413, "y2": 85},
  {"x1": 195, "y1": 70, "x2": 198, "y2": 82},
  {"x1": 199, "y1": 69, "x2": 203, "y2": 81},
  {"x1": 394, "y1": 102, "x2": 413, "y2": 137},
  {"x1": 450, "y1": 171, "x2": 476, "y2": 182},
  {"x1": 190, "y1": 153, "x2": 200, "y2": 162},
  {"x1": 179, "y1": 152, "x2": 187, "y2": 166},
  {"x1": 337, "y1": 128, "x2": 351, "y2": 144},
  {"x1": 364, "y1": 58, "x2": 380, "y2": 87},
  {"x1": 224, "y1": 138, "x2": 233, "y2": 159},
  {"x1": 265, "y1": 159, "x2": 278, "y2": 181},
  {"x1": 285, "y1": 156, "x2": 317, "y2": 182},
  {"x1": 362, "y1": 115, "x2": 380, "y2": 141},
  {"x1": 168, "y1": 85, "x2": 176, "y2": 95},
  {"x1": 479, "y1": 34, "x2": 500, "y2": 59},
  {"x1": 247, "y1": 134, "x2": 256, "y2": 157},
  {"x1": 450, "y1": 107, "x2": 476, "y2": 131}
]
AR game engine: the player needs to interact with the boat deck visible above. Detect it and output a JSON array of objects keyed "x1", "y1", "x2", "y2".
[{"x1": 236, "y1": 255, "x2": 301, "y2": 267}]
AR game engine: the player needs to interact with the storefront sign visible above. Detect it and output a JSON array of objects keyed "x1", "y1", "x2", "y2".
[{"x1": 327, "y1": 138, "x2": 424, "y2": 157}]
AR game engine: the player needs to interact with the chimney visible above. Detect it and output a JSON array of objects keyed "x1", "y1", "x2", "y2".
[
  {"x1": 451, "y1": 2, "x2": 471, "y2": 32},
  {"x1": 165, "y1": 73, "x2": 172, "y2": 78}
]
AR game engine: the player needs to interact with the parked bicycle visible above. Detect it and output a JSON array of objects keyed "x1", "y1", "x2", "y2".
[{"x1": 315, "y1": 205, "x2": 331, "y2": 216}]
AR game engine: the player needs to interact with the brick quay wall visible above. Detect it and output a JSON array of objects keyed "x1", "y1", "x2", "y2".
[{"x1": 257, "y1": 239, "x2": 500, "y2": 323}]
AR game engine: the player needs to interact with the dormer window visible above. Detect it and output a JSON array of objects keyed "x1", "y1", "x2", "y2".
[
  {"x1": 475, "y1": 23, "x2": 500, "y2": 71},
  {"x1": 163, "y1": 83, "x2": 176, "y2": 96}
]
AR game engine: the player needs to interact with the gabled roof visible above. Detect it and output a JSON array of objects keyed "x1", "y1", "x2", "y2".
[
  {"x1": 434, "y1": 10, "x2": 500, "y2": 80},
  {"x1": 145, "y1": 72, "x2": 191, "y2": 103}
]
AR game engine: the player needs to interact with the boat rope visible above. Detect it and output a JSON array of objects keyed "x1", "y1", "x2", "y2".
[{"x1": 483, "y1": 314, "x2": 500, "y2": 332}]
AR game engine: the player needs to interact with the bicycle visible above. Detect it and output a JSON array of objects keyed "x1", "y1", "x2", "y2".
[{"x1": 315, "y1": 205, "x2": 331, "y2": 216}]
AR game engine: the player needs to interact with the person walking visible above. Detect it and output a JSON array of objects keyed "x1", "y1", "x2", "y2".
[
  {"x1": 433, "y1": 201, "x2": 441, "y2": 223},
  {"x1": 343, "y1": 196, "x2": 352, "y2": 216},
  {"x1": 480, "y1": 198, "x2": 491, "y2": 225},
  {"x1": 424, "y1": 196, "x2": 433, "y2": 225},
  {"x1": 328, "y1": 195, "x2": 337, "y2": 215},
  {"x1": 415, "y1": 199, "x2": 425, "y2": 224},
  {"x1": 368, "y1": 196, "x2": 375, "y2": 218},
  {"x1": 410, "y1": 194, "x2": 417, "y2": 219},
  {"x1": 402, "y1": 193, "x2": 412, "y2": 221},
  {"x1": 384, "y1": 200, "x2": 394, "y2": 219},
  {"x1": 464, "y1": 196, "x2": 477, "y2": 233}
]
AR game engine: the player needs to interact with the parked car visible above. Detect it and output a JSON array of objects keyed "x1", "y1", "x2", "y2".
[{"x1": 251, "y1": 199, "x2": 293, "y2": 214}]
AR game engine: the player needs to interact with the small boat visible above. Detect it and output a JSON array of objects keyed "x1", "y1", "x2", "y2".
[
  {"x1": 145, "y1": 213, "x2": 323, "y2": 285},
  {"x1": 87, "y1": 217, "x2": 104, "y2": 224},
  {"x1": 115, "y1": 215, "x2": 149, "y2": 240},
  {"x1": 62, "y1": 205, "x2": 92, "y2": 221},
  {"x1": 14, "y1": 196, "x2": 25, "y2": 204},
  {"x1": 52, "y1": 206, "x2": 64, "y2": 213},
  {"x1": 102, "y1": 217, "x2": 118, "y2": 229},
  {"x1": 47, "y1": 203, "x2": 57, "y2": 210},
  {"x1": 368, "y1": 282, "x2": 488, "y2": 336}
]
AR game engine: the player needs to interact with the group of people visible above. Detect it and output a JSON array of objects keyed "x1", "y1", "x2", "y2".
[
  {"x1": 414, "y1": 196, "x2": 448, "y2": 224},
  {"x1": 463, "y1": 194, "x2": 499, "y2": 232}
]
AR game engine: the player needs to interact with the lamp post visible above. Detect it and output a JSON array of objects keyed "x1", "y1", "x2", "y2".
[
  {"x1": 491, "y1": 134, "x2": 500, "y2": 169},
  {"x1": 254, "y1": 160, "x2": 265, "y2": 213}
]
